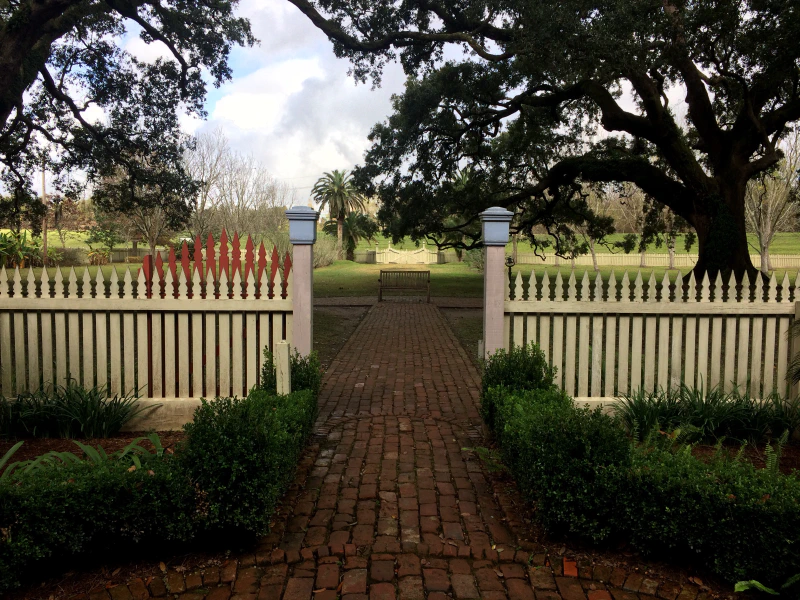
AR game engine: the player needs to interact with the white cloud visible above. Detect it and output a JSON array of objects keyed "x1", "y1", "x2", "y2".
[{"x1": 189, "y1": 0, "x2": 407, "y2": 194}]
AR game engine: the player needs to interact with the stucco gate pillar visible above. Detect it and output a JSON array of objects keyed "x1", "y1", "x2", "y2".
[
  {"x1": 286, "y1": 206, "x2": 319, "y2": 357},
  {"x1": 480, "y1": 207, "x2": 514, "y2": 359}
]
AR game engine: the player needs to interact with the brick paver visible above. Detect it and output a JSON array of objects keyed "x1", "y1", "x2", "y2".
[{"x1": 84, "y1": 303, "x2": 723, "y2": 600}]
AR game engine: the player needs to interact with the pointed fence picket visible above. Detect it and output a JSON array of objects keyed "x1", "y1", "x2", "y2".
[
  {"x1": 0, "y1": 232, "x2": 294, "y2": 402},
  {"x1": 504, "y1": 269, "x2": 798, "y2": 401}
]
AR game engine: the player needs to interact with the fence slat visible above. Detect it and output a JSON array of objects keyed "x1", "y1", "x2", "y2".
[
  {"x1": 644, "y1": 316, "x2": 657, "y2": 391},
  {"x1": 577, "y1": 315, "x2": 590, "y2": 397},
  {"x1": 81, "y1": 313, "x2": 94, "y2": 388},
  {"x1": 591, "y1": 315, "x2": 602, "y2": 396},
  {"x1": 246, "y1": 313, "x2": 258, "y2": 392},
  {"x1": 109, "y1": 312, "x2": 122, "y2": 395},
  {"x1": 178, "y1": 313, "x2": 190, "y2": 398},
  {"x1": 192, "y1": 313, "x2": 203, "y2": 397},
  {"x1": 552, "y1": 316, "x2": 564, "y2": 389},
  {"x1": 764, "y1": 318, "x2": 777, "y2": 394},
  {"x1": 218, "y1": 313, "x2": 230, "y2": 397},
  {"x1": 657, "y1": 315, "x2": 669, "y2": 390},
  {"x1": 0, "y1": 312, "x2": 10, "y2": 396},
  {"x1": 26, "y1": 311, "x2": 39, "y2": 392},
  {"x1": 205, "y1": 312, "x2": 217, "y2": 398},
  {"x1": 724, "y1": 316, "x2": 737, "y2": 392},
  {"x1": 777, "y1": 317, "x2": 790, "y2": 398},
  {"x1": 151, "y1": 313, "x2": 163, "y2": 398},
  {"x1": 710, "y1": 316, "x2": 723, "y2": 389},
  {"x1": 163, "y1": 313, "x2": 175, "y2": 398},
  {"x1": 630, "y1": 315, "x2": 643, "y2": 392},
  {"x1": 123, "y1": 313, "x2": 135, "y2": 394},
  {"x1": 565, "y1": 315, "x2": 577, "y2": 396},
  {"x1": 231, "y1": 312, "x2": 244, "y2": 396},
  {"x1": 96, "y1": 312, "x2": 108, "y2": 389},
  {"x1": 14, "y1": 313, "x2": 25, "y2": 393}
]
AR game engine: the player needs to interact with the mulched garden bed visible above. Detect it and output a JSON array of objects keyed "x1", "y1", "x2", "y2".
[
  {"x1": 0, "y1": 431, "x2": 186, "y2": 470},
  {"x1": 691, "y1": 440, "x2": 800, "y2": 476}
]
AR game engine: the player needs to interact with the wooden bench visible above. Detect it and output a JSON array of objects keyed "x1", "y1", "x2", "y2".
[{"x1": 378, "y1": 270, "x2": 430, "y2": 302}]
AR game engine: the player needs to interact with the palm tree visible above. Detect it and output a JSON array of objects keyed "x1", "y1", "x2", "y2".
[
  {"x1": 311, "y1": 170, "x2": 366, "y2": 260},
  {"x1": 322, "y1": 212, "x2": 379, "y2": 260}
]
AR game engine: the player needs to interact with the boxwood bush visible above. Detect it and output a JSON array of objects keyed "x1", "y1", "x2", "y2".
[
  {"x1": 180, "y1": 389, "x2": 317, "y2": 535},
  {"x1": 0, "y1": 385, "x2": 318, "y2": 591},
  {"x1": 484, "y1": 345, "x2": 800, "y2": 588}
]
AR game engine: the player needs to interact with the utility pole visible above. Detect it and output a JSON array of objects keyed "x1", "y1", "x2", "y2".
[{"x1": 41, "y1": 167, "x2": 48, "y2": 267}]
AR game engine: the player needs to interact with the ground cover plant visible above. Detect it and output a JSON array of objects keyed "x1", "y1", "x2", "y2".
[
  {"x1": 615, "y1": 385, "x2": 800, "y2": 444},
  {"x1": 0, "y1": 351, "x2": 320, "y2": 592},
  {"x1": 481, "y1": 343, "x2": 800, "y2": 589},
  {"x1": 0, "y1": 382, "x2": 144, "y2": 439}
]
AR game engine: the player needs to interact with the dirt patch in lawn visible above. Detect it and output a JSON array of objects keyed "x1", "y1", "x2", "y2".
[
  {"x1": 440, "y1": 307, "x2": 483, "y2": 367},
  {"x1": 314, "y1": 305, "x2": 368, "y2": 370}
]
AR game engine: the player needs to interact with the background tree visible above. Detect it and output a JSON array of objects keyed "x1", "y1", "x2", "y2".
[
  {"x1": 0, "y1": 1, "x2": 254, "y2": 228},
  {"x1": 745, "y1": 129, "x2": 800, "y2": 275},
  {"x1": 312, "y1": 170, "x2": 366, "y2": 260},
  {"x1": 50, "y1": 197, "x2": 94, "y2": 248},
  {"x1": 289, "y1": 0, "x2": 800, "y2": 278},
  {"x1": 322, "y1": 212, "x2": 379, "y2": 261},
  {"x1": 184, "y1": 128, "x2": 229, "y2": 241}
]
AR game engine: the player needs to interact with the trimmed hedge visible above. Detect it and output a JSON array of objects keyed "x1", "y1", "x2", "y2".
[
  {"x1": 181, "y1": 389, "x2": 318, "y2": 535},
  {"x1": 481, "y1": 343, "x2": 800, "y2": 588},
  {"x1": 0, "y1": 387, "x2": 318, "y2": 591}
]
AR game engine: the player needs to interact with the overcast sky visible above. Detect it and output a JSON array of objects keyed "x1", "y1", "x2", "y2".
[{"x1": 169, "y1": 0, "x2": 408, "y2": 203}]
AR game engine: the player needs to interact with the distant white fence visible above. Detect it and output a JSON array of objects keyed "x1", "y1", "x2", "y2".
[
  {"x1": 376, "y1": 245, "x2": 443, "y2": 265},
  {"x1": 514, "y1": 253, "x2": 800, "y2": 269},
  {"x1": 0, "y1": 233, "x2": 293, "y2": 410},
  {"x1": 503, "y1": 270, "x2": 799, "y2": 402}
]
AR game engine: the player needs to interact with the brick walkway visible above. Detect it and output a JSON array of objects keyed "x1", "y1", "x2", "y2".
[{"x1": 96, "y1": 304, "x2": 717, "y2": 600}]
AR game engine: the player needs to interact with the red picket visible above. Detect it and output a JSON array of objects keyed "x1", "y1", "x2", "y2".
[{"x1": 269, "y1": 246, "x2": 280, "y2": 299}]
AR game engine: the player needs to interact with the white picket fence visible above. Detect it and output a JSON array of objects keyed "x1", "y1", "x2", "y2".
[
  {"x1": 0, "y1": 239, "x2": 293, "y2": 403},
  {"x1": 375, "y1": 245, "x2": 443, "y2": 265},
  {"x1": 504, "y1": 270, "x2": 799, "y2": 402}
]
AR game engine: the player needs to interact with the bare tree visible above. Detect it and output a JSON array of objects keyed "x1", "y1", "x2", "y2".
[
  {"x1": 120, "y1": 206, "x2": 173, "y2": 261},
  {"x1": 184, "y1": 128, "x2": 229, "y2": 241},
  {"x1": 745, "y1": 130, "x2": 800, "y2": 275}
]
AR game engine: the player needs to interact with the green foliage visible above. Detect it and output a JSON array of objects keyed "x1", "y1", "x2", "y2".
[
  {"x1": 0, "y1": 381, "x2": 320, "y2": 591},
  {"x1": 619, "y1": 439, "x2": 800, "y2": 585},
  {"x1": 322, "y1": 212, "x2": 379, "y2": 260},
  {"x1": 0, "y1": 436, "x2": 195, "y2": 590},
  {"x1": 1, "y1": 1, "x2": 255, "y2": 237},
  {"x1": 259, "y1": 346, "x2": 322, "y2": 398},
  {"x1": 480, "y1": 343, "x2": 556, "y2": 431},
  {"x1": 736, "y1": 573, "x2": 800, "y2": 596},
  {"x1": 486, "y1": 377, "x2": 800, "y2": 586},
  {"x1": 615, "y1": 384, "x2": 800, "y2": 443},
  {"x1": 0, "y1": 231, "x2": 40, "y2": 268},
  {"x1": 0, "y1": 381, "x2": 144, "y2": 439},
  {"x1": 463, "y1": 248, "x2": 484, "y2": 272},
  {"x1": 489, "y1": 387, "x2": 630, "y2": 543},
  {"x1": 179, "y1": 390, "x2": 317, "y2": 535}
]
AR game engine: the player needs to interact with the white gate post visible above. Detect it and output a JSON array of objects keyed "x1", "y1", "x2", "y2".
[
  {"x1": 480, "y1": 207, "x2": 513, "y2": 358},
  {"x1": 286, "y1": 206, "x2": 319, "y2": 356}
]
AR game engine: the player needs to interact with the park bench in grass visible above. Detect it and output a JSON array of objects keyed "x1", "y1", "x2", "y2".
[{"x1": 378, "y1": 270, "x2": 431, "y2": 302}]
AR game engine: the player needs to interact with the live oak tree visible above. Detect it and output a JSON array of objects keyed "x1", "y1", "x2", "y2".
[
  {"x1": 0, "y1": 0, "x2": 255, "y2": 228},
  {"x1": 288, "y1": 0, "x2": 800, "y2": 278}
]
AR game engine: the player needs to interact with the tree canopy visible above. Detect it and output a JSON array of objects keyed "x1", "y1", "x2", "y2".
[
  {"x1": 0, "y1": 0, "x2": 255, "y2": 229},
  {"x1": 288, "y1": 0, "x2": 800, "y2": 277}
]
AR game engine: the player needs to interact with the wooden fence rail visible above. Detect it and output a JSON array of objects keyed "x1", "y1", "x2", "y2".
[
  {"x1": 504, "y1": 269, "x2": 799, "y2": 402},
  {"x1": 0, "y1": 232, "x2": 293, "y2": 403}
]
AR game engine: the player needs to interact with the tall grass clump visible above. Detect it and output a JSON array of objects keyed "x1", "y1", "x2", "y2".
[
  {"x1": 0, "y1": 381, "x2": 144, "y2": 439},
  {"x1": 615, "y1": 383, "x2": 800, "y2": 443}
]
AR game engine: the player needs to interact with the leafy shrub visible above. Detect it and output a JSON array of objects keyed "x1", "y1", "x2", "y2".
[
  {"x1": 179, "y1": 389, "x2": 317, "y2": 535},
  {"x1": 619, "y1": 438, "x2": 800, "y2": 586},
  {"x1": 0, "y1": 436, "x2": 195, "y2": 590},
  {"x1": 260, "y1": 346, "x2": 322, "y2": 397},
  {"x1": 314, "y1": 233, "x2": 338, "y2": 268},
  {"x1": 615, "y1": 384, "x2": 800, "y2": 443},
  {"x1": 481, "y1": 343, "x2": 556, "y2": 431},
  {"x1": 0, "y1": 382, "x2": 144, "y2": 439},
  {"x1": 487, "y1": 379, "x2": 800, "y2": 587},
  {"x1": 463, "y1": 248, "x2": 484, "y2": 271},
  {"x1": 490, "y1": 387, "x2": 630, "y2": 542}
]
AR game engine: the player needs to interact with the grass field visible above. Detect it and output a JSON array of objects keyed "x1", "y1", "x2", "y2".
[{"x1": 7, "y1": 228, "x2": 800, "y2": 255}]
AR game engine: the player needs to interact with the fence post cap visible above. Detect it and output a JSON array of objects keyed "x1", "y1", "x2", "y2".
[
  {"x1": 479, "y1": 207, "x2": 513, "y2": 246},
  {"x1": 286, "y1": 206, "x2": 319, "y2": 244}
]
